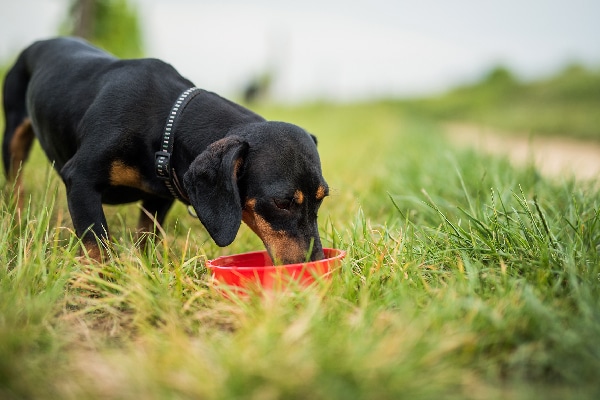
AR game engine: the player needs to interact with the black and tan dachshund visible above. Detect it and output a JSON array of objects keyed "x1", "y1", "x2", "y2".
[{"x1": 2, "y1": 37, "x2": 329, "y2": 264}]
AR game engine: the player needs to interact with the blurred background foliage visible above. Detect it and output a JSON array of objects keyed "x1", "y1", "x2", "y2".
[
  {"x1": 402, "y1": 64, "x2": 600, "y2": 140},
  {"x1": 1, "y1": 0, "x2": 598, "y2": 142},
  {"x1": 60, "y1": 0, "x2": 143, "y2": 58}
]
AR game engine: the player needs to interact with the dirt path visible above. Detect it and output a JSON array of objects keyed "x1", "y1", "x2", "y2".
[{"x1": 445, "y1": 123, "x2": 600, "y2": 182}]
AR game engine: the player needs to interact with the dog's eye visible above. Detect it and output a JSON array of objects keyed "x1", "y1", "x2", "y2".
[{"x1": 273, "y1": 198, "x2": 292, "y2": 210}]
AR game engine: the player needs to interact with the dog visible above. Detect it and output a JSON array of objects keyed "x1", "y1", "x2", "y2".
[{"x1": 2, "y1": 37, "x2": 329, "y2": 264}]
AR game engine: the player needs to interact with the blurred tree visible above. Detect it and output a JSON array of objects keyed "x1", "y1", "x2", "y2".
[
  {"x1": 61, "y1": 0, "x2": 144, "y2": 58},
  {"x1": 483, "y1": 65, "x2": 517, "y2": 87}
]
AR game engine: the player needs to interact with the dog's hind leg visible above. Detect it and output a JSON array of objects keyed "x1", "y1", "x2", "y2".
[
  {"x1": 136, "y1": 197, "x2": 174, "y2": 250},
  {"x1": 5, "y1": 118, "x2": 35, "y2": 210},
  {"x1": 2, "y1": 52, "x2": 35, "y2": 211}
]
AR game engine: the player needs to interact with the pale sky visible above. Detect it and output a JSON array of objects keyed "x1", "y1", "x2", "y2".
[{"x1": 2, "y1": 0, "x2": 599, "y2": 101}]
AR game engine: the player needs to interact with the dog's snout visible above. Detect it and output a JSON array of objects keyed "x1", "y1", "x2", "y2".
[{"x1": 266, "y1": 236, "x2": 324, "y2": 265}]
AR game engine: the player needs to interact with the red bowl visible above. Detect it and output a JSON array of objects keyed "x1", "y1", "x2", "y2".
[{"x1": 207, "y1": 248, "x2": 346, "y2": 291}]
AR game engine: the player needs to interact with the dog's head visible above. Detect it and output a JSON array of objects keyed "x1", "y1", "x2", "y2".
[{"x1": 183, "y1": 121, "x2": 328, "y2": 264}]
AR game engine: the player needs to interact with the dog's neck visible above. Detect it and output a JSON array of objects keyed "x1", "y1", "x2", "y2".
[
  {"x1": 156, "y1": 88, "x2": 264, "y2": 203},
  {"x1": 155, "y1": 87, "x2": 203, "y2": 202},
  {"x1": 173, "y1": 92, "x2": 264, "y2": 163}
]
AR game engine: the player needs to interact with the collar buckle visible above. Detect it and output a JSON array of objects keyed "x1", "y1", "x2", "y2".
[{"x1": 155, "y1": 150, "x2": 172, "y2": 181}]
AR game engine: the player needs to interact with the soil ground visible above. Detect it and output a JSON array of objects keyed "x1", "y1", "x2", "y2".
[{"x1": 445, "y1": 123, "x2": 600, "y2": 182}]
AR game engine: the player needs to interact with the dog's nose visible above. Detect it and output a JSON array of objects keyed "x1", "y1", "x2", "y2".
[
  {"x1": 266, "y1": 238, "x2": 324, "y2": 265},
  {"x1": 309, "y1": 245, "x2": 325, "y2": 262}
]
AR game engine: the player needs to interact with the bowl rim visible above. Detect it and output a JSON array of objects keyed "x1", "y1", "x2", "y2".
[{"x1": 206, "y1": 247, "x2": 346, "y2": 271}]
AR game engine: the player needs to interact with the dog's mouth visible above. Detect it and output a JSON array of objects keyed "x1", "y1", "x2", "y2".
[
  {"x1": 241, "y1": 200, "x2": 324, "y2": 265},
  {"x1": 265, "y1": 240, "x2": 325, "y2": 265}
]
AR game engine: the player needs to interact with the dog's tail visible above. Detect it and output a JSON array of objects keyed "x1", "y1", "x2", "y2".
[{"x1": 2, "y1": 49, "x2": 33, "y2": 179}]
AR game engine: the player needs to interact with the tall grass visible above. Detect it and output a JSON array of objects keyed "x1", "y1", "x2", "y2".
[{"x1": 1, "y1": 102, "x2": 599, "y2": 398}]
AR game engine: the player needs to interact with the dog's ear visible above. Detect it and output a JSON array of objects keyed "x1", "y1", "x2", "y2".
[
  {"x1": 310, "y1": 134, "x2": 318, "y2": 145},
  {"x1": 183, "y1": 136, "x2": 249, "y2": 247}
]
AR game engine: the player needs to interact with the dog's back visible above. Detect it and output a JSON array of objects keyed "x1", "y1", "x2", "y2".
[
  {"x1": 2, "y1": 38, "x2": 187, "y2": 174},
  {"x1": 2, "y1": 38, "x2": 111, "y2": 175}
]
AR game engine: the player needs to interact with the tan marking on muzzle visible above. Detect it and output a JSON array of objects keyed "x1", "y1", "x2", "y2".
[
  {"x1": 316, "y1": 185, "x2": 327, "y2": 200},
  {"x1": 294, "y1": 189, "x2": 304, "y2": 205},
  {"x1": 242, "y1": 198, "x2": 304, "y2": 264}
]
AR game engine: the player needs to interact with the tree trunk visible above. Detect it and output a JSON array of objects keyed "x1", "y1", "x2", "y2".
[{"x1": 71, "y1": 0, "x2": 96, "y2": 39}]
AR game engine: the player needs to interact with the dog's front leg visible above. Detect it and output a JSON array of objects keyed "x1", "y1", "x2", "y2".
[
  {"x1": 61, "y1": 163, "x2": 109, "y2": 262},
  {"x1": 66, "y1": 185, "x2": 109, "y2": 262}
]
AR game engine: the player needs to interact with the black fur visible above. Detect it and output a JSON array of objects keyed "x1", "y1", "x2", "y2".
[
  {"x1": 2, "y1": 37, "x2": 328, "y2": 264},
  {"x1": 184, "y1": 136, "x2": 249, "y2": 246}
]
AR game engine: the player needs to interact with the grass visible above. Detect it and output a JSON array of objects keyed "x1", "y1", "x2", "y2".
[
  {"x1": 401, "y1": 64, "x2": 600, "y2": 140},
  {"x1": 1, "y1": 100, "x2": 600, "y2": 399}
]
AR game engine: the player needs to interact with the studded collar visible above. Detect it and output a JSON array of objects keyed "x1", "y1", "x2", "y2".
[{"x1": 154, "y1": 87, "x2": 202, "y2": 203}]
